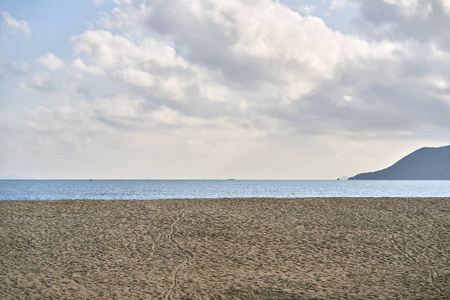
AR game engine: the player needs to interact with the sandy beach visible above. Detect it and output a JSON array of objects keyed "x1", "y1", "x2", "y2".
[{"x1": 1, "y1": 198, "x2": 449, "y2": 299}]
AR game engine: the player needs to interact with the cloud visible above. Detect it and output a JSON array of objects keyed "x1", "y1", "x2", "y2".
[
  {"x1": 3, "y1": 0, "x2": 450, "y2": 179},
  {"x1": 72, "y1": 58, "x2": 105, "y2": 75},
  {"x1": 71, "y1": 30, "x2": 187, "y2": 69},
  {"x1": 2, "y1": 62, "x2": 29, "y2": 76},
  {"x1": 31, "y1": 72, "x2": 55, "y2": 91},
  {"x1": 297, "y1": 5, "x2": 315, "y2": 15},
  {"x1": 356, "y1": 0, "x2": 450, "y2": 50},
  {"x1": 1, "y1": 11, "x2": 31, "y2": 35},
  {"x1": 89, "y1": 0, "x2": 404, "y2": 127},
  {"x1": 91, "y1": 0, "x2": 110, "y2": 6},
  {"x1": 67, "y1": 0, "x2": 449, "y2": 149},
  {"x1": 71, "y1": 81, "x2": 92, "y2": 98},
  {"x1": 70, "y1": 29, "x2": 247, "y2": 119},
  {"x1": 329, "y1": 0, "x2": 348, "y2": 11},
  {"x1": 38, "y1": 53, "x2": 65, "y2": 71},
  {"x1": 30, "y1": 1, "x2": 450, "y2": 138}
]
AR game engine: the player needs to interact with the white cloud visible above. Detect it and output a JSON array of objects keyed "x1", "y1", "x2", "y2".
[
  {"x1": 440, "y1": 0, "x2": 450, "y2": 13},
  {"x1": 67, "y1": 1, "x2": 449, "y2": 141},
  {"x1": 31, "y1": 72, "x2": 54, "y2": 91},
  {"x1": 114, "y1": 68, "x2": 154, "y2": 87},
  {"x1": 92, "y1": 0, "x2": 402, "y2": 123},
  {"x1": 1, "y1": 11, "x2": 31, "y2": 35},
  {"x1": 100, "y1": 1, "x2": 398, "y2": 110},
  {"x1": 2, "y1": 62, "x2": 29, "y2": 75},
  {"x1": 3, "y1": 0, "x2": 450, "y2": 179},
  {"x1": 38, "y1": 53, "x2": 65, "y2": 71},
  {"x1": 72, "y1": 30, "x2": 187, "y2": 69},
  {"x1": 330, "y1": 0, "x2": 348, "y2": 11},
  {"x1": 357, "y1": 0, "x2": 450, "y2": 50},
  {"x1": 70, "y1": 29, "x2": 248, "y2": 118},
  {"x1": 72, "y1": 58, "x2": 105, "y2": 75},
  {"x1": 297, "y1": 5, "x2": 315, "y2": 15},
  {"x1": 381, "y1": 0, "x2": 423, "y2": 16},
  {"x1": 91, "y1": 0, "x2": 110, "y2": 6}
]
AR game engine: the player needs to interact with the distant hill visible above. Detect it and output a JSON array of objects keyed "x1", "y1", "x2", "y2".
[{"x1": 349, "y1": 146, "x2": 450, "y2": 180}]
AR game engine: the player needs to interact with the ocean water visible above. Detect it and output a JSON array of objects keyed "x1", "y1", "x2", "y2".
[{"x1": 0, "y1": 180, "x2": 449, "y2": 200}]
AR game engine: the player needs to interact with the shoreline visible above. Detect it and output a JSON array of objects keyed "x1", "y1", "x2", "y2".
[
  {"x1": 1, "y1": 197, "x2": 449, "y2": 299},
  {"x1": 2, "y1": 195, "x2": 450, "y2": 201}
]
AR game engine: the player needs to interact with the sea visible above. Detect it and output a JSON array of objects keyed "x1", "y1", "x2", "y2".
[{"x1": 0, "y1": 180, "x2": 449, "y2": 200}]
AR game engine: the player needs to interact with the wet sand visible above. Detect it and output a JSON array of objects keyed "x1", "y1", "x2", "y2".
[{"x1": 1, "y1": 198, "x2": 449, "y2": 299}]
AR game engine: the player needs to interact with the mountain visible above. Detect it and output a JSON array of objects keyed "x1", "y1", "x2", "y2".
[{"x1": 349, "y1": 145, "x2": 450, "y2": 180}]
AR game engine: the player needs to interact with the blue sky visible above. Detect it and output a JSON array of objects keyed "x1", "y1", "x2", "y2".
[
  {"x1": 1, "y1": 1, "x2": 107, "y2": 59},
  {"x1": 1, "y1": 0, "x2": 450, "y2": 179}
]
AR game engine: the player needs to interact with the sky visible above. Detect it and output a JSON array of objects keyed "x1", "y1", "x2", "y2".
[{"x1": 1, "y1": 0, "x2": 450, "y2": 180}]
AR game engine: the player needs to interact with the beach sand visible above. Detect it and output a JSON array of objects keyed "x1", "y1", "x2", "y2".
[{"x1": 1, "y1": 198, "x2": 449, "y2": 299}]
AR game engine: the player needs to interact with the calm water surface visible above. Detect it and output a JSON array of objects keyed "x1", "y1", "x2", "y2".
[{"x1": 1, "y1": 180, "x2": 449, "y2": 200}]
